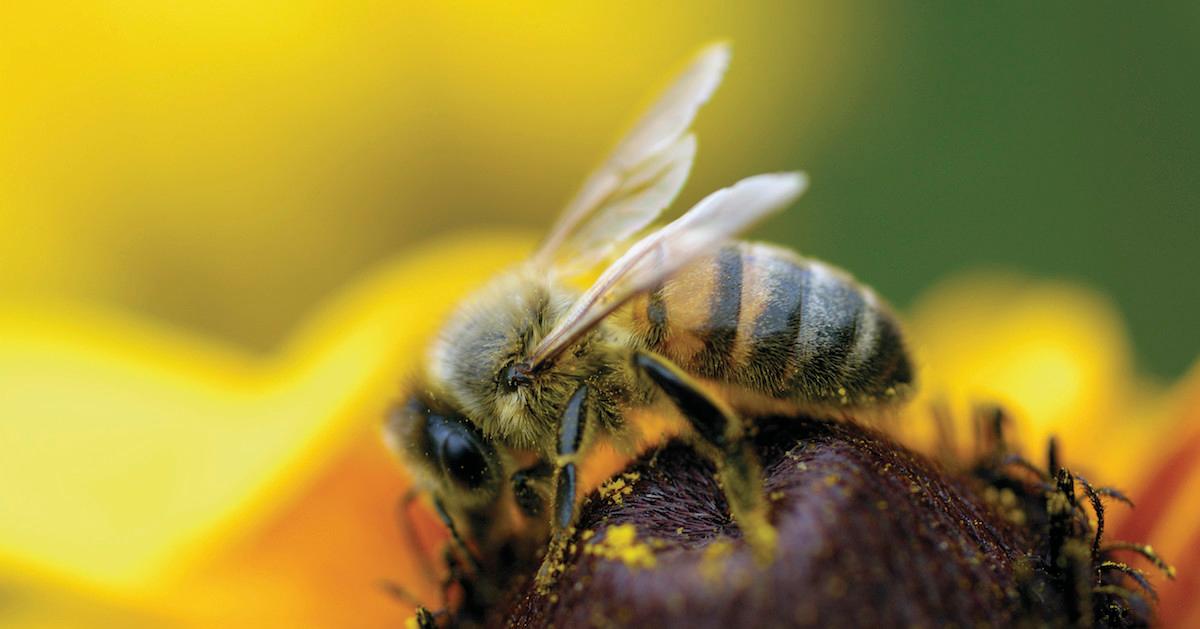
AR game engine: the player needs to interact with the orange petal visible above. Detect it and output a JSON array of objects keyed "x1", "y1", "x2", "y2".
[
  {"x1": 1113, "y1": 361, "x2": 1200, "y2": 627},
  {"x1": 165, "y1": 429, "x2": 444, "y2": 628}
]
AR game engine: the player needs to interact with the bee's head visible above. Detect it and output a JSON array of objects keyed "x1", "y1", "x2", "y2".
[
  {"x1": 425, "y1": 270, "x2": 599, "y2": 452},
  {"x1": 385, "y1": 393, "x2": 504, "y2": 515},
  {"x1": 385, "y1": 390, "x2": 549, "y2": 620}
]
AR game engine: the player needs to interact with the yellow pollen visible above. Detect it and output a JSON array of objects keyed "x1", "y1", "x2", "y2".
[
  {"x1": 583, "y1": 523, "x2": 657, "y2": 570},
  {"x1": 597, "y1": 471, "x2": 640, "y2": 505}
]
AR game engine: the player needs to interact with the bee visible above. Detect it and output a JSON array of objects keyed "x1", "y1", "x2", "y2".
[{"x1": 386, "y1": 42, "x2": 914, "y2": 624}]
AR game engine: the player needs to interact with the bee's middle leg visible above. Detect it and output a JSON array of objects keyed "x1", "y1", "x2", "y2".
[{"x1": 635, "y1": 350, "x2": 778, "y2": 562}]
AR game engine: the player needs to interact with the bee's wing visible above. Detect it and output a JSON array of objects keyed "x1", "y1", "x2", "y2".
[
  {"x1": 532, "y1": 42, "x2": 731, "y2": 275},
  {"x1": 525, "y1": 172, "x2": 808, "y2": 369}
]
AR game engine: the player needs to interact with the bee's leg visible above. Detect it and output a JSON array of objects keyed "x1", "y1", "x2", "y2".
[
  {"x1": 395, "y1": 489, "x2": 445, "y2": 596},
  {"x1": 433, "y1": 496, "x2": 481, "y2": 573},
  {"x1": 553, "y1": 384, "x2": 589, "y2": 532},
  {"x1": 439, "y1": 548, "x2": 466, "y2": 605},
  {"x1": 511, "y1": 460, "x2": 553, "y2": 519},
  {"x1": 412, "y1": 606, "x2": 442, "y2": 629},
  {"x1": 532, "y1": 385, "x2": 590, "y2": 591},
  {"x1": 635, "y1": 351, "x2": 778, "y2": 562},
  {"x1": 382, "y1": 583, "x2": 448, "y2": 629}
]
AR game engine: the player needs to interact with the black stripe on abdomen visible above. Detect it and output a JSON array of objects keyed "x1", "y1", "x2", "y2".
[
  {"x1": 846, "y1": 313, "x2": 913, "y2": 395},
  {"x1": 691, "y1": 246, "x2": 743, "y2": 378},
  {"x1": 792, "y1": 264, "x2": 864, "y2": 399},
  {"x1": 743, "y1": 256, "x2": 809, "y2": 394}
]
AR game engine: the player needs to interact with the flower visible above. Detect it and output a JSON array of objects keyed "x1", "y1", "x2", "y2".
[
  {"x1": 506, "y1": 419, "x2": 1129, "y2": 627},
  {"x1": 0, "y1": 233, "x2": 531, "y2": 627},
  {"x1": 900, "y1": 272, "x2": 1163, "y2": 481},
  {"x1": 1112, "y1": 365, "x2": 1200, "y2": 627},
  {"x1": 1, "y1": 234, "x2": 1194, "y2": 626},
  {"x1": 901, "y1": 272, "x2": 1194, "y2": 625}
]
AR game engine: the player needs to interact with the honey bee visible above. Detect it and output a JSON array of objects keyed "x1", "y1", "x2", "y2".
[{"x1": 386, "y1": 43, "x2": 913, "y2": 624}]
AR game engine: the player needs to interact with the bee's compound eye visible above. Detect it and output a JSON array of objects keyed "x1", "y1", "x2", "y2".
[{"x1": 439, "y1": 431, "x2": 489, "y2": 489}]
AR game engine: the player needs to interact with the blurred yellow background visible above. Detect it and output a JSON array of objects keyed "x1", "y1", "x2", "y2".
[
  {"x1": 5, "y1": 3, "x2": 1198, "y2": 377},
  {"x1": 3, "y1": 2, "x2": 1199, "y2": 627},
  {"x1": 2, "y1": 2, "x2": 857, "y2": 355}
]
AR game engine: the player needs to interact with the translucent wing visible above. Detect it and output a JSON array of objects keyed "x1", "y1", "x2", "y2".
[
  {"x1": 532, "y1": 42, "x2": 731, "y2": 275},
  {"x1": 525, "y1": 172, "x2": 809, "y2": 369}
]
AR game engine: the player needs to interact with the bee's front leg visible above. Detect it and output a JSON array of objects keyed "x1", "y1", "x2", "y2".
[
  {"x1": 532, "y1": 385, "x2": 590, "y2": 591},
  {"x1": 433, "y1": 496, "x2": 481, "y2": 573},
  {"x1": 411, "y1": 606, "x2": 444, "y2": 629},
  {"x1": 552, "y1": 384, "x2": 589, "y2": 532},
  {"x1": 634, "y1": 350, "x2": 778, "y2": 562}
]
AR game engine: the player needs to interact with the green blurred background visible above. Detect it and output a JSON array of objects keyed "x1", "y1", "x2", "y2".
[{"x1": 3, "y1": 2, "x2": 1197, "y2": 379}]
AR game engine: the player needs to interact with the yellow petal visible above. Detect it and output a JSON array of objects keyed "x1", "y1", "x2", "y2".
[
  {"x1": 900, "y1": 272, "x2": 1162, "y2": 480},
  {"x1": 0, "y1": 232, "x2": 531, "y2": 612},
  {"x1": 5, "y1": 238, "x2": 1187, "y2": 626}
]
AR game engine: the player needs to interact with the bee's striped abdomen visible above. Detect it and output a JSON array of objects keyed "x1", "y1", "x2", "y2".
[
  {"x1": 689, "y1": 246, "x2": 743, "y2": 378},
  {"x1": 787, "y1": 260, "x2": 876, "y2": 402},
  {"x1": 740, "y1": 250, "x2": 809, "y2": 394},
  {"x1": 629, "y1": 242, "x2": 913, "y2": 409}
]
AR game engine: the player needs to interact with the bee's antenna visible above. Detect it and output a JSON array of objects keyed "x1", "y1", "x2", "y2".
[
  {"x1": 395, "y1": 489, "x2": 447, "y2": 593},
  {"x1": 434, "y1": 497, "x2": 483, "y2": 573}
]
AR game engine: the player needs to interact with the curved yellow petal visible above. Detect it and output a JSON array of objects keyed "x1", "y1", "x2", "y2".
[
  {"x1": 0, "y1": 232, "x2": 532, "y2": 612},
  {"x1": 900, "y1": 272, "x2": 1164, "y2": 481},
  {"x1": 4, "y1": 238, "x2": 1189, "y2": 627}
]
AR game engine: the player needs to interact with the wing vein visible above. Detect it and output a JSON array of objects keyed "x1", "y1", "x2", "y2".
[
  {"x1": 532, "y1": 43, "x2": 731, "y2": 275},
  {"x1": 525, "y1": 172, "x2": 809, "y2": 368}
]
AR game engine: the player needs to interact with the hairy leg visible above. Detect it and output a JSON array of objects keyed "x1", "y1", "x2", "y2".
[
  {"x1": 553, "y1": 385, "x2": 589, "y2": 532},
  {"x1": 532, "y1": 385, "x2": 590, "y2": 591},
  {"x1": 635, "y1": 350, "x2": 778, "y2": 562}
]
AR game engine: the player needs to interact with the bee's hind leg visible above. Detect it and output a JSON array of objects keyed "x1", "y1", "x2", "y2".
[{"x1": 635, "y1": 351, "x2": 778, "y2": 562}]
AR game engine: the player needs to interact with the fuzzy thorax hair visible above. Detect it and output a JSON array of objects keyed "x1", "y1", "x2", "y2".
[{"x1": 426, "y1": 268, "x2": 642, "y2": 454}]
